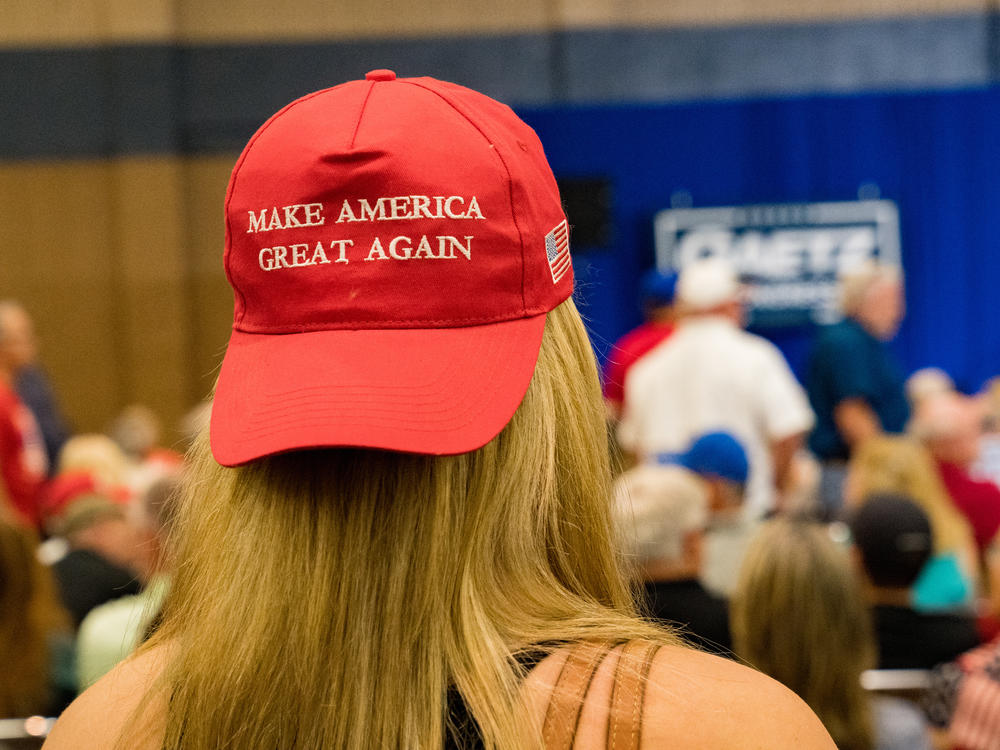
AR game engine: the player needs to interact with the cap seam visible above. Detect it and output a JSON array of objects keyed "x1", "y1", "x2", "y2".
[
  {"x1": 225, "y1": 86, "x2": 340, "y2": 326},
  {"x1": 401, "y1": 79, "x2": 529, "y2": 315},
  {"x1": 349, "y1": 81, "x2": 377, "y2": 149}
]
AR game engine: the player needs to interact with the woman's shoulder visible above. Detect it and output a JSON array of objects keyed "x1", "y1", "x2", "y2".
[
  {"x1": 642, "y1": 643, "x2": 835, "y2": 749},
  {"x1": 523, "y1": 640, "x2": 836, "y2": 750},
  {"x1": 42, "y1": 644, "x2": 169, "y2": 750}
]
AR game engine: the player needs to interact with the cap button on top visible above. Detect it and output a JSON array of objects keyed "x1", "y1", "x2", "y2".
[{"x1": 365, "y1": 69, "x2": 397, "y2": 82}]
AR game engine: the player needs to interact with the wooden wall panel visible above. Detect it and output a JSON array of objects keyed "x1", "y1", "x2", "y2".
[
  {"x1": 558, "y1": 0, "x2": 989, "y2": 28},
  {"x1": 0, "y1": 158, "x2": 214, "y2": 443},
  {"x1": 179, "y1": 155, "x2": 237, "y2": 407},
  {"x1": 173, "y1": 0, "x2": 994, "y2": 41},
  {"x1": 107, "y1": 158, "x2": 192, "y2": 441},
  {"x1": 3, "y1": 0, "x2": 989, "y2": 48},
  {"x1": 1, "y1": 0, "x2": 175, "y2": 47},
  {"x1": 0, "y1": 162, "x2": 120, "y2": 434},
  {"x1": 175, "y1": 0, "x2": 555, "y2": 41}
]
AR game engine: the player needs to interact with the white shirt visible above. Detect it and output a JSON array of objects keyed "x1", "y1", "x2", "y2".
[{"x1": 618, "y1": 316, "x2": 814, "y2": 517}]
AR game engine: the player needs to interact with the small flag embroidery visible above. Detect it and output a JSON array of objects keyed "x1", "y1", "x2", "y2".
[{"x1": 544, "y1": 220, "x2": 571, "y2": 283}]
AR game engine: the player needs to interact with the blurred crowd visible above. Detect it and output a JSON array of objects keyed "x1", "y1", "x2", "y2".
[
  {"x1": 0, "y1": 300, "x2": 203, "y2": 723},
  {"x1": 2, "y1": 255, "x2": 1000, "y2": 749},
  {"x1": 608, "y1": 259, "x2": 1000, "y2": 750}
]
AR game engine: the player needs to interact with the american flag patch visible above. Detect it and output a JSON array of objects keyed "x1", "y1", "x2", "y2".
[{"x1": 544, "y1": 220, "x2": 571, "y2": 283}]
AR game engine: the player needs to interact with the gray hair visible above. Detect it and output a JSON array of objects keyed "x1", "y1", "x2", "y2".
[{"x1": 613, "y1": 464, "x2": 708, "y2": 564}]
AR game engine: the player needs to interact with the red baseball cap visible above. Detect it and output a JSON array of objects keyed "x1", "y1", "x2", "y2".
[{"x1": 210, "y1": 70, "x2": 574, "y2": 466}]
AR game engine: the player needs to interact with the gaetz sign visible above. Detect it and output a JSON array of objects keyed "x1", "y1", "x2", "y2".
[{"x1": 653, "y1": 200, "x2": 901, "y2": 328}]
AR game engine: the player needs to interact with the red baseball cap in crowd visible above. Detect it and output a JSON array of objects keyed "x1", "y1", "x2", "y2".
[{"x1": 210, "y1": 70, "x2": 574, "y2": 466}]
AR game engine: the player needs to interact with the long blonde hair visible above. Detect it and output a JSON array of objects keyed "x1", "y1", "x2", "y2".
[
  {"x1": 0, "y1": 521, "x2": 68, "y2": 718},
  {"x1": 731, "y1": 519, "x2": 875, "y2": 750},
  {"x1": 847, "y1": 435, "x2": 974, "y2": 556},
  {"x1": 130, "y1": 299, "x2": 674, "y2": 749}
]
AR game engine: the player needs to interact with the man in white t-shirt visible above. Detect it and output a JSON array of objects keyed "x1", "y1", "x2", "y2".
[{"x1": 618, "y1": 257, "x2": 814, "y2": 518}]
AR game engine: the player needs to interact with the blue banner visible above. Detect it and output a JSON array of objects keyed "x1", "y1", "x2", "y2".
[{"x1": 521, "y1": 87, "x2": 1000, "y2": 392}]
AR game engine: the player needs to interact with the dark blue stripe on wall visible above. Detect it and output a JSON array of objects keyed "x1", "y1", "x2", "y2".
[
  {"x1": 1, "y1": 12, "x2": 998, "y2": 159},
  {"x1": 560, "y1": 14, "x2": 993, "y2": 102},
  {"x1": 170, "y1": 35, "x2": 557, "y2": 152},
  {"x1": 0, "y1": 35, "x2": 555, "y2": 159},
  {"x1": 1, "y1": 46, "x2": 181, "y2": 158}
]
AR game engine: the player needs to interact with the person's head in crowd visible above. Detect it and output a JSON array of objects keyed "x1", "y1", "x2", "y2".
[
  {"x1": 675, "y1": 256, "x2": 744, "y2": 325},
  {"x1": 849, "y1": 493, "x2": 933, "y2": 602},
  {"x1": 846, "y1": 435, "x2": 973, "y2": 557},
  {"x1": 109, "y1": 405, "x2": 163, "y2": 463},
  {"x1": 905, "y1": 367, "x2": 956, "y2": 410},
  {"x1": 0, "y1": 299, "x2": 37, "y2": 380},
  {"x1": 639, "y1": 268, "x2": 678, "y2": 323},
  {"x1": 657, "y1": 430, "x2": 749, "y2": 517},
  {"x1": 57, "y1": 433, "x2": 130, "y2": 490},
  {"x1": 839, "y1": 262, "x2": 905, "y2": 342},
  {"x1": 731, "y1": 518, "x2": 876, "y2": 750},
  {"x1": 109, "y1": 405, "x2": 183, "y2": 496},
  {"x1": 910, "y1": 391, "x2": 983, "y2": 469},
  {"x1": 0, "y1": 520, "x2": 69, "y2": 718},
  {"x1": 614, "y1": 463, "x2": 709, "y2": 582},
  {"x1": 48, "y1": 491, "x2": 143, "y2": 578}
]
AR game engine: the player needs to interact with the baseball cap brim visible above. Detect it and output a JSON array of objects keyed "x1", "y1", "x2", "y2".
[{"x1": 210, "y1": 315, "x2": 546, "y2": 466}]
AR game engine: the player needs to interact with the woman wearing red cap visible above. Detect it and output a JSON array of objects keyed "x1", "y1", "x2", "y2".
[{"x1": 46, "y1": 72, "x2": 832, "y2": 750}]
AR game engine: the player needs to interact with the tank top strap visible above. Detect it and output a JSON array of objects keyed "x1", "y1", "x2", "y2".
[
  {"x1": 606, "y1": 640, "x2": 661, "y2": 750},
  {"x1": 542, "y1": 640, "x2": 617, "y2": 750}
]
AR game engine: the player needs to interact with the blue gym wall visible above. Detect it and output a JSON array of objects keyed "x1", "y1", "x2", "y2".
[{"x1": 521, "y1": 88, "x2": 1000, "y2": 392}]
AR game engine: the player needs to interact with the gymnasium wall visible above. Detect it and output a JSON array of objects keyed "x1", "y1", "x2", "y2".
[{"x1": 2, "y1": 0, "x2": 998, "y2": 438}]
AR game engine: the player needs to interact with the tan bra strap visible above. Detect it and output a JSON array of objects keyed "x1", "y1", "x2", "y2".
[
  {"x1": 543, "y1": 640, "x2": 615, "y2": 750},
  {"x1": 606, "y1": 640, "x2": 661, "y2": 750}
]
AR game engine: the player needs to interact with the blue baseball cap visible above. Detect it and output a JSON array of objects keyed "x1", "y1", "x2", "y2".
[
  {"x1": 656, "y1": 431, "x2": 749, "y2": 484},
  {"x1": 640, "y1": 269, "x2": 678, "y2": 308}
]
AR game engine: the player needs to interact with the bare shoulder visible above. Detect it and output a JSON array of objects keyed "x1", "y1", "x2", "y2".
[
  {"x1": 643, "y1": 644, "x2": 836, "y2": 750},
  {"x1": 521, "y1": 640, "x2": 834, "y2": 750},
  {"x1": 43, "y1": 644, "x2": 169, "y2": 750}
]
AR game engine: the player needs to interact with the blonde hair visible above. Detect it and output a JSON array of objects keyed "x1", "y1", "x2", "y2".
[
  {"x1": 613, "y1": 464, "x2": 708, "y2": 564},
  {"x1": 0, "y1": 521, "x2": 69, "y2": 717},
  {"x1": 57, "y1": 434, "x2": 128, "y2": 487},
  {"x1": 848, "y1": 435, "x2": 974, "y2": 556},
  {"x1": 731, "y1": 518, "x2": 875, "y2": 750},
  {"x1": 128, "y1": 299, "x2": 676, "y2": 750}
]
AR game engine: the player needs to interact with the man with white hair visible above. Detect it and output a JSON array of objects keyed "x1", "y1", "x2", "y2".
[
  {"x1": 618, "y1": 256, "x2": 814, "y2": 518},
  {"x1": 76, "y1": 474, "x2": 179, "y2": 688},
  {"x1": 806, "y1": 263, "x2": 909, "y2": 512},
  {"x1": 912, "y1": 392, "x2": 1000, "y2": 553},
  {"x1": 614, "y1": 462, "x2": 731, "y2": 653}
]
